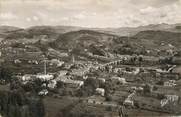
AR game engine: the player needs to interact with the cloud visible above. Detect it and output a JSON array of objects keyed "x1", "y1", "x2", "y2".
[
  {"x1": 138, "y1": 2, "x2": 181, "y2": 24},
  {"x1": 26, "y1": 17, "x2": 31, "y2": 22},
  {"x1": 74, "y1": 13, "x2": 86, "y2": 20},
  {"x1": 0, "y1": 0, "x2": 181, "y2": 28},
  {"x1": 140, "y1": 6, "x2": 156, "y2": 14},
  {"x1": 0, "y1": 12, "x2": 18, "y2": 20},
  {"x1": 33, "y1": 16, "x2": 39, "y2": 21}
]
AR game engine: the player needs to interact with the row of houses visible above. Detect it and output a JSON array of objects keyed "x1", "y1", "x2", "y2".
[
  {"x1": 161, "y1": 95, "x2": 179, "y2": 107},
  {"x1": 19, "y1": 74, "x2": 54, "y2": 83}
]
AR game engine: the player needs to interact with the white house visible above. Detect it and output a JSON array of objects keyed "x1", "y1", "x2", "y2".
[
  {"x1": 58, "y1": 70, "x2": 68, "y2": 77},
  {"x1": 60, "y1": 77, "x2": 84, "y2": 88},
  {"x1": 164, "y1": 80, "x2": 176, "y2": 87},
  {"x1": 96, "y1": 88, "x2": 105, "y2": 96},
  {"x1": 21, "y1": 75, "x2": 32, "y2": 81},
  {"x1": 111, "y1": 77, "x2": 127, "y2": 84},
  {"x1": 133, "y1": 68, "x2": 140, "y2": 75},
  {"x1": 50, "y1": 59, "x2": 64, "y2": 67},
  {"x1": 14, "y1": 59, "x2": 22, "y2": 64},
  {"x1": 124, "y1": 98, "x2": 134, "y2": 107},
  {"x1": 38, "y1": 89, "x2": 48, "y2": 96},
  {"x1": 124, "y1": 90, "x2": 136, "y2": 107},
  {"x1": 48, "y1": 80, "x2": 57, "y2": 89},
  {"x1": 166, "y1": 95, "x2": 179, "y2": 102},
  {"x1": 161, "y1": 98, "x2": 168, "y2": 107},
  {"x1": 36, "y1": 74, "x2": 54, "y2": 81},
  {"x1": 83, "y1": 75, "x2": 88, "y2": 80},
  {"x1": 160, "y1": 95, "x2": 179, "y2": 107},
  {"x1": 98, "y1": 78, "x2": 106, "y2": 83}
]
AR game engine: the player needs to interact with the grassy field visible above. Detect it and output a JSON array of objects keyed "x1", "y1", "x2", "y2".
[
  {"x1": 126, "y1": 108, "x2": 172, "y2": 117},
  {"x1": 0, "y1": 84, "x2": 10, "y2": 91},
  {"x1": 43, "y1": 96, "x2": 80, "y2": 117},
  {"x1": 173, "y1": 65, "x2": 181, "y2": 74}
]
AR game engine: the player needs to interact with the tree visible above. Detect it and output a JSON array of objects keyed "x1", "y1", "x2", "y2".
[
  {"x1": 0, "y1": 90, "x2": 45, "y2": 117},
  {"x1": 84, "y1": 78, "x2": 99, "y2": 89},
  {"x1": 143, "y1": 84, "x2": 152, "y2": 95},
  {"x1": 77, "y1": 78, "x2": 100, "y2": 97},
  {"x1": 105, "y1": 94, "x2": 112, "y2": 101},
  {"x1": 0, "y1": 67, "x2": 13, "y2": 84},
  {"x1": 57, "y1": 81, "x2": 65, "y2": 88},
  {"x1": 29, "y1": 98, "x2": 45, "y2": 117}
]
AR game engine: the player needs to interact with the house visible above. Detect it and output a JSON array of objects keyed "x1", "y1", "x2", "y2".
[
  {"x1": 58, "y1": 70, "x2": 68, "y2": 77},
  {"x1": 123, "y1": 91, "x2": 136, "y2": 107},
  {"x1": 161, "y1": 95, "x2": 179, "y2": 107},
  {"x1": 166, "y1": 95, "x2": 179, "y2": 102},
  {"x1": 111, "y1": 77, "x2": 127, "y2": 84},
  {"x1": 49, "y1": 59, "x2": 64, "y2": 67},
  {"x1": 28, "y1": 60, "x2": 38, "y2": 64},
  {"x1": 96, "y1": 88, "x2": 105, "y2": 96},
  {"x1": 124, "y1": 98, "x2": 134, "y2": 107},
  {"x1": 60, "y1": 77, "x2": 84, "y2": 88},
  {"x1": 22, "y1": 75, "x2": 31, "y2": 81},
  {"x1": 42, "y1": 83, "x2": 46, "y2": 87},
  {"x1": 21, "y1": 74, "x2": 34, "y2": 81},
  {"x1": 113, "y1": 68, "x2": 122, "y2": 73},
  {"x1": 133, "y1": 68, "x2": 140, "y2": 75},
  {"x1": 38, "y1": 89, "x2": 48, "y2": 96},
  {"x1": 161, "y1": 98, "x2": 169, "y2": 107},
  {"x1": 137, "y1": 87, "x2": 144, "y2": 91},
  {"x1": 48, "y1": 80, "x2": 57, "y2": 89},
  {"x1": 164, "y1": 80, "x2": 176, "y2": 87},
  {"x1": 97, "y1": 78, "x2": 106, "y2": 83},
  {"x1": 14, "y1": 59, "x2": 22, "y2": 64},
  {"x1": 36, "y1": 74, "x2": 54, "y2": 81},
  {"x1": 83, "y1": 75, "x2": 88, "y2": 80}
]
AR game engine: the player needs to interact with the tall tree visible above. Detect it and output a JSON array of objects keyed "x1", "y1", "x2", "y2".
[{"x1": 0, "y1": 67, "x2": 13, "y2": 84}]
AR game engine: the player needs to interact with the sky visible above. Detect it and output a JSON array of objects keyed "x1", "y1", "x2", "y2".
[{"x1": 0, "y1": 0, "x2": 181, "y2": 28}]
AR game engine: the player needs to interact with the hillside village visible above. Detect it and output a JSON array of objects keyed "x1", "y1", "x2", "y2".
[{"x1": 0, "y1": 24, "x2": 181, "y2": 117}]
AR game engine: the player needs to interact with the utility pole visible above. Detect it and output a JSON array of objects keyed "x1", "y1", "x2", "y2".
[{"x1": 44, "y1": 59, "x2": 47, "y2": 75}]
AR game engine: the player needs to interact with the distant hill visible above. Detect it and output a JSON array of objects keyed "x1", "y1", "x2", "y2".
[
  {"x1": 51, "y1": 30, "x2": 119, "y2": 56},
  {"x1": 133, "y1": 30, "x2": 181, "y2": 48},
  {"x1": 1, "y1": 24, "x2": 181, "y2": 56},
  {"x1": 53, "y1": 30, "x2": 118, "y2": 47},
  {"x1": 0, "y1": 26, "x2": 22, "y2": 33},
  {"x1": 1, "y1": 23, "x2": 181, "y2": 39},
  {"x1": 95, "y1": 23, "x2": 181, "y2": 36},
  {"x1": 51, "y1": 29, "x2": 181, "y2": 56},
  {"x1": 2, "y1": 25, "x2": 83, "y2": 39},
  {"x1": 0, "y1": 26, "x2": 23, "y2": 38},
  {"x1": 27, "y1": 25, "x2": 83, "y2": 34}
]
